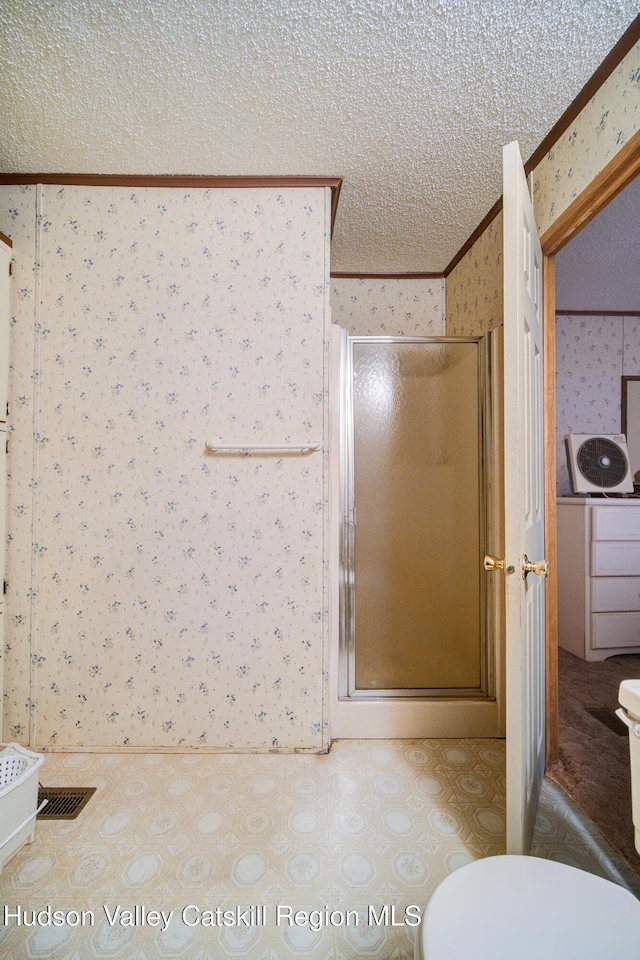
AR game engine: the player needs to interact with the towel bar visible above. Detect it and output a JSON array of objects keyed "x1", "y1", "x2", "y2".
[{"x1": 205, "y1": 437, "x2": 322, "y2": 454}]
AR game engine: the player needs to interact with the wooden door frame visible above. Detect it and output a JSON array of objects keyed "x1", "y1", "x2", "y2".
[{"x1": 542, "y1": 128, "x2": 640, "y2": 765}]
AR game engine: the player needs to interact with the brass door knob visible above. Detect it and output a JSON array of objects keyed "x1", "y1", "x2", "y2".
[
  {"x1": 483, "y1": 555, "x2": 505, "y2": 572},
  {"x1": 522, "y1": 555, "x2": 549, "y2": 579}
]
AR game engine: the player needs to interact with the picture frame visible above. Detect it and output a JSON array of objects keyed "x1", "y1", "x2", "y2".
[{"x1": 621, "y1": 375, "x2": 640, "y2": 479}]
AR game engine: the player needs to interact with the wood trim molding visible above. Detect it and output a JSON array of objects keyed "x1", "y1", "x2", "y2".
[
  {"x1": 328, "y1": 178, "x2": 343, "y2": 237},
  {"x1": 331, "y1": 272, "x2": 444, "y2": 280},
  {"x1": 543, "y1": 253, "x2": 559, "y2": 768},
  {"x1": 541, "y1": 118, "x2": 640, "y2": 776},
  {"x1": 0, "y1": 174, "x2": 344, "y2": 236},
  {"x1": 0, "y1": 229, "x2": 12, "y2": 248},
  {"x1": 526, "y1": 13, "x2": 640, "y2": 175},
  {"x1": 443, "y1": 198, "x2": 502, "y2": 277},
  {"x1": 0, "y1": 173, "x2": 342, "y2": 188},
  {"x1": 445, "y1": 15, "x2": 640, "y2": 277},
  {"x1": 540, "y1": 128, "x2": 640, "y2": 255},
  {"x1": 555, "y1": 310, "x2": 640, "y2": 317}
]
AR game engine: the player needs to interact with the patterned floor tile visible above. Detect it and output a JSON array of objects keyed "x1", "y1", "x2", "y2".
[{"x1": 1, "y1": 739, "x2": 637, "y2": 959}]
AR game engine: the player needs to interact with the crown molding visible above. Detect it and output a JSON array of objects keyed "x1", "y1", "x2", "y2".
[
  {"x1": 444, "y1": 13, "x2": 640, "y2": 277},
  {"x1": 0, "y1": 174, "x2": 344, "y2": 236},
  {"x1": 331, "y1": 272, "x2": 443, "y2": 280}
]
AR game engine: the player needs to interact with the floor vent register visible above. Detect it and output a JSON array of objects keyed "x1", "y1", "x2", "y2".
[{"x1": 37, "y1": 786, "x2": 96, "y2": 819}]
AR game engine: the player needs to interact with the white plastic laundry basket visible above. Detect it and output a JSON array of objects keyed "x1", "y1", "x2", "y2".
[{"x1": 0, "y1": 742, "x2": 47, "y2": 873}]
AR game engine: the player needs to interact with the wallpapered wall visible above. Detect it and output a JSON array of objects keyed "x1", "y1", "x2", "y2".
[
  {"x1": 331, "y1": 277, "x2": 445, "y2": 336},
  {"x1": 534, "y1": 44, "x2": 640, "y2": 237},
  {"x1": 445, "y1": 216, "x2": 502, "y2": 336},
  {"x1": 556, "y1": 314, "x2": 640, "y2": 495},
  {"x1": 446, "y1": 39, "x2": 640, "y2": 336},
  {"x1": 1, "y1": 184, "x2": 331, "y2": 751}
]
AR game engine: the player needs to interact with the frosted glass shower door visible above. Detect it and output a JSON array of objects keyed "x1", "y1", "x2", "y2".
[{"x1": 342, "y1": 337, "x2": 488, "y2": 698}]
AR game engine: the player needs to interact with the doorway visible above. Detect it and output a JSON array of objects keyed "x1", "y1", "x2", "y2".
[
  {"x1": 545, "y1": 170, "x2": 640, "y2": 873},
  {"x1": 542, "y1": 129, "x2": 640, "y2": 765}
]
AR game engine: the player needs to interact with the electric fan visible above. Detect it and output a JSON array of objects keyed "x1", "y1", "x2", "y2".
[{"x1": 564, "y1": 434, "x2": 633, "y2": 494}]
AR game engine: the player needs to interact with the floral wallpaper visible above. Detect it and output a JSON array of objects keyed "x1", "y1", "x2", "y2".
[
  {"x1": 556, "y1": 314, "x2": 640, "y2": 495},
  {"x1": 1, "y1": 184, "x2": 331, "y2": 751},
  {"x1": 445, "y1": 213, "x2": 503, "y2": 336},
  {"x1": 534, "y1": 41, "x2": 640, "y2": 237},
  {"x1": 446, "y1": 39, "x2": 640, "y2": 336},
  {"x1": 331, "y1": 278, "x2": 445, "y2": 336}
]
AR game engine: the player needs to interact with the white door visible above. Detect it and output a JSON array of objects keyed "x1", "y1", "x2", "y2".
[{"x1": 503, "y1": 141, "x2": 547, "y2": 854}]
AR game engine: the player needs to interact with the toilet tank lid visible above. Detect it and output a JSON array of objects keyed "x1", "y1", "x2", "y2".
[{"x1": 619, "y1": 679, "x2": 640, "y2": 718}]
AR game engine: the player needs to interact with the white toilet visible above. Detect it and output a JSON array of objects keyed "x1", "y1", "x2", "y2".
[
  {"x1": 415, "y1": 855, "x2": 640, "y2": 960},
  {"x1": 618, "y1": 679, "x2": 640, "y2": 855}
]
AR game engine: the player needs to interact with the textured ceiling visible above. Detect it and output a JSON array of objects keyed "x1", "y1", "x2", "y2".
[
  {"x1": 1, "y1": 0, "x2": 638, "y2": 273},
  {"x1": 556, "y1": 175, "x2": 640, "y2": 312}
]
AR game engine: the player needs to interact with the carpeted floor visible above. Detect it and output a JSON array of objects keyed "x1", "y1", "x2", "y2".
[{"x1": 549, "y1": 648, "x2": 640, "y2": 876}]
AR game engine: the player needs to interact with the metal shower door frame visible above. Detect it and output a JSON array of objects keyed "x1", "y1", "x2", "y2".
[{"x1": 338, "y1": 334, "x2": 494, "y2": 701}]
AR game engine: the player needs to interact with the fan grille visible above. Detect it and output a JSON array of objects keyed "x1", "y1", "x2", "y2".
[{"x1": 576, "y1": 437, "x2": 628, "y2": 488}]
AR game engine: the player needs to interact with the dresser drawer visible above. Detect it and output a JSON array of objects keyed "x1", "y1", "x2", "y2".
[
  {"x1": 592, "y1": 505, "x2": 640, "y2": 541},
  {"x1": 592, "y1": 577, "x2": 640, "y2": 612},
  {"x1": 591, "y1": 612, "x2": 640, "y2": 649},
  {"x1": 591, "y1": 541, "x2": 640, "y2": 576}
]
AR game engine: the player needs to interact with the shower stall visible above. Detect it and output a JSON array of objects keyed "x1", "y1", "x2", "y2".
[{"x1": 337, "y1": 335, "x2": 496, "y2": 717}]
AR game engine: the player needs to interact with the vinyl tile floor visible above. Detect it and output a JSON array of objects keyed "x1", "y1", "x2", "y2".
[{"x1": 1, "y1": 739, "x2": 638, "y2": 959}]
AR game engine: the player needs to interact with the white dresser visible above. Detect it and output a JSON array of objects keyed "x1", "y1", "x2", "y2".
[{"x1": 557, "y1": 497, "x2": 640, "y2": 660}]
